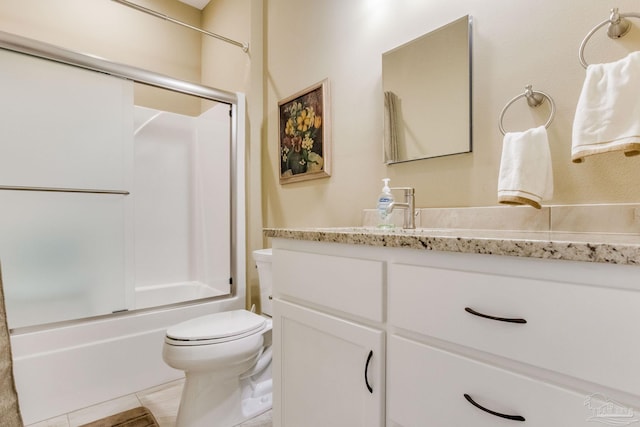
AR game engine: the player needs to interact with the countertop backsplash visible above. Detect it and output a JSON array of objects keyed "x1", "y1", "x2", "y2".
[{"x1": 361, "y1": 203, "x2": 640, "y2": 235}]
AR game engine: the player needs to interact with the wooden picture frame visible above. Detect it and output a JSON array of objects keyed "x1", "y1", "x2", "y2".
[{"x1": 278, "y1": 79, "x2": 331, "y2": 184}]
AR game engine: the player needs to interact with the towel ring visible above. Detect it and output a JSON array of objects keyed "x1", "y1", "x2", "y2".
[
  {"x1": 579, "y1": 8, "x2": 640, "y2": 68},
  {"x1": 498, "y1": 85, "x2": 556, "y2": 135}
]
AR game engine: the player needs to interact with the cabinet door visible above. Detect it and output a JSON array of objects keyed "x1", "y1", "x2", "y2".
[{"x1": 273, "y1": 299, "x2": 384, "y2": 427}]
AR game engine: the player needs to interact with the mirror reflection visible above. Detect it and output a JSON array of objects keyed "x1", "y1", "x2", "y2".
[{"x1": 383, "y1": 15, "x2": 472, "y2": 164}]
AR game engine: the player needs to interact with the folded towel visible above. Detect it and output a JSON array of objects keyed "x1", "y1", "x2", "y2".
[
  {"x1": 498, "y1": 125, "x2": 553, "y2": 209},
  {"x1": 572, "y1": 51, "x2": 640, "y2": 163}
]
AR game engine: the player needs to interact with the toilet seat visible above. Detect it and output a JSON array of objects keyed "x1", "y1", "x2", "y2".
[{"x1": 165, "y1": 309, "x2": 266, "y2": 346}]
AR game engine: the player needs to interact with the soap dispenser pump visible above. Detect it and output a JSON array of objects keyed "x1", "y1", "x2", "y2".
[{"x1": 377, "y1": 178, "x2": 395, "y2": 228}]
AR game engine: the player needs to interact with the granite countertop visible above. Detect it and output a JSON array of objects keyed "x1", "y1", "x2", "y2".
[{"x1": 263, "y1": 227, "x2": 640, "y2": 266}]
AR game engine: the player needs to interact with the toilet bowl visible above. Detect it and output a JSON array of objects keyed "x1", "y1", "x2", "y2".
[{"x1": 162, "y1": 249, "x2": 274, "y2": 427}]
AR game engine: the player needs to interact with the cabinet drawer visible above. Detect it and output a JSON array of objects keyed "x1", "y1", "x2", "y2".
[
  {"x1": 274, "y1": 249, "x2": 384, "y2": 322},
  {"x1": 387, "y1": 335, "x2": 620, "y2": 427},
  {"x1": 388, "y1": 263, "x2": 640, "y2": 395}
]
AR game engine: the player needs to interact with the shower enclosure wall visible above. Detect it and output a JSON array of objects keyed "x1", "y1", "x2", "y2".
[
  {"x1": 0, "y1": 32, "x2": 246, "y2": 424},
  {"x1": 133, "y1": 104, "x2": 232, "y2": 310}
]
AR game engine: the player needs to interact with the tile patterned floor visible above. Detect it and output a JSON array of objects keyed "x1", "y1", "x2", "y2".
[{"x1": 26, "y1": 378, "x2": 272, "y2": 427}]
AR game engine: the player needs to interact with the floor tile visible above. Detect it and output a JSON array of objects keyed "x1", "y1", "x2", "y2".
[
  {"x1": 67, "y1": 394, "x2": 141, "y2": 427},
  {"x1": 237, "y1": 410, "x2": 272, "y2": 426},
  {"x1": 32, "y1": 377, "x2": 271, "y2": 427},
  {"x1": 137, "y1": 379, "x2": 184, "y2": 427},
  {"x1": 137, "y1": 378, "x2": 272, "y2": 427}
]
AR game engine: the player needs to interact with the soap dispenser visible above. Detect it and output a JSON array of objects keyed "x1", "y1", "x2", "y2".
[{"x1": 377, "y1": 178, "x2": 395, "y2": 228}]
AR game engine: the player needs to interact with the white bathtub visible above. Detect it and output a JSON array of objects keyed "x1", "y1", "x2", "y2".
[{"x1": 11, "y1": 294, "x2": 243, "y2": 425}]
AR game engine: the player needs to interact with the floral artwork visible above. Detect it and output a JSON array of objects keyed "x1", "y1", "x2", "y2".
[{"x1": 278, "y1": 79, "x2": 331, "y2": 184}]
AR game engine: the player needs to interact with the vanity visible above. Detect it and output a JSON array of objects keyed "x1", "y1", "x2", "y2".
[{"x1": 265, "y1": 226, "x2": 640, "y2": 426}]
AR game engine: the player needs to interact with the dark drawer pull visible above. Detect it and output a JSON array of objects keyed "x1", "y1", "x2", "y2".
[
  {"x1": 465, "y1": 307, "x2": 527, "y2": 324},
  {"x1": 464, "y1": 394, "x2": 525, "y2": 421},
  {"x1": 364, "y1": 350, "x2": 373, "y2": 393}
]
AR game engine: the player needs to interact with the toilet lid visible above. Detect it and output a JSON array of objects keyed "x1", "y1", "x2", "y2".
[{"x1": 166, "y1": 309, "x2": 266, "y2": 342}]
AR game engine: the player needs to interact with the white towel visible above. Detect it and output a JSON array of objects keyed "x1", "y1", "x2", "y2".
[
  {"x1": 572, "y1": 51, "x2": 640, "y2": 163},
  {"x1": 498, "y1": 125, "x2": 553, "y2": 209}
]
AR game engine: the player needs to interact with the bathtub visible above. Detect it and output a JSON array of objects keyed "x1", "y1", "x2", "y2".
[{"x1": 11, "y1": 293, "x2": 244, "y2": 425}]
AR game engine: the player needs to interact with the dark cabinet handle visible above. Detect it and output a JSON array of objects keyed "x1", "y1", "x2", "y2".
[
  {"x1": 465, "y1": 307, "x2": 527, "y2": 324},
  {"x1": 364, "y1": 350, "x2": 373, "y2": 393},
  {"x1": 464, "y1": 394, "x2": 525, "y2": 421}
]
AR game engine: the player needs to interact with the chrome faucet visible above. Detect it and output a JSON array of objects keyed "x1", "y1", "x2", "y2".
[{"x1": 386, "y1": 187, "x2": 416, "y2": 229}]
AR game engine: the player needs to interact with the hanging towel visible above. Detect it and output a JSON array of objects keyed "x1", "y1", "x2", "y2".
[
  {"x1": 572, "y1": 51, "x2": 640, "y2": 163},
  {"x1": 498, "y1": 125, "x2": 553, "y2": 209}
]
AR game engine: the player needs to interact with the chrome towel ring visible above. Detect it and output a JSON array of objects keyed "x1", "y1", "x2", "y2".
[
  {"x1": 579, "y1": 8, "x2": 640, "y2": 68},
  {"x1": 498, "y1": 85, "x2": 556, "y2": 135}
]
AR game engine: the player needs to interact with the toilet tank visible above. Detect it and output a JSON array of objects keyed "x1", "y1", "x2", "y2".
[{"x1": 252, "y1": 248, "x2": 272, "y2": 316}]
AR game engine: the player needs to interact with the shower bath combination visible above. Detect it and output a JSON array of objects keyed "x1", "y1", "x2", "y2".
[{"x1": 0, "y1": 30, "x2": 247, "y2": 425}]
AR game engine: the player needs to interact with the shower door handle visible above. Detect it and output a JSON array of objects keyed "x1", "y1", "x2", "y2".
[{"x1": 364, "y1": 350, "x2": 373, "y2": 393}]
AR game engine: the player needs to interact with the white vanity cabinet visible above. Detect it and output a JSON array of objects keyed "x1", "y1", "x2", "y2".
[
  {"x1": 272, "y1": 245, "x2": 386, "y2": 427},
  {"x1": 271, "y1": 237, "x2": 640, "y2": 427}
]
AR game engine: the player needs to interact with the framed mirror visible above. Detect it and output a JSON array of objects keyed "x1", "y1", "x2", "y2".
[{"x1": 382, "y1": 15, "x2": 472, "y2": 164}]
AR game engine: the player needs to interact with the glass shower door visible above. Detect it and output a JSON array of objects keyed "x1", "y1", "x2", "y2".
[
  {"x1": 0, "y1": 49, "x2": 134, "y2": 329},
  {"x1": 0, "y1": 192, "x2": 129, "y2": 328}
]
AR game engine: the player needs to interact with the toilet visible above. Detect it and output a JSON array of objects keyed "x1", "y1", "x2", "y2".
[{"x1": 162, "y1": 249, "x2": 274, "y2": 427}]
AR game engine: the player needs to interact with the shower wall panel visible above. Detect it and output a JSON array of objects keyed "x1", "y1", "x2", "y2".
[
  {"x1": 193, "y1": 105, "x2": 232, "y2": 290},
  {"x1": 133, "y1": 104, "x2": 231, "y2": 296}
]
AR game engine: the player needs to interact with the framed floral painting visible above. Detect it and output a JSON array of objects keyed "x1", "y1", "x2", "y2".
[{"x1": 278, "y1": 79, "x2": 331, "y2": 184}]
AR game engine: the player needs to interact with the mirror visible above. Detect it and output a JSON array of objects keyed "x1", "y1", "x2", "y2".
[{"x1": 382, "y1": 15, "x2": 472, "y2": 164}]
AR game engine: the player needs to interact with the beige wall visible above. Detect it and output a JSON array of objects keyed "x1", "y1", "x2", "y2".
[
  {"x1": 265, "y1": 0, "x2": 640, "y2": 229},
  {"x1": 0, "y1": 0, "x2": 203, "y2": 115}
]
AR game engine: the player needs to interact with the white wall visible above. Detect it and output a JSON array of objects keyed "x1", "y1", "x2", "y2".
[{"x1": 265, "y1": 0, "x2": 640, "y2": 228}]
